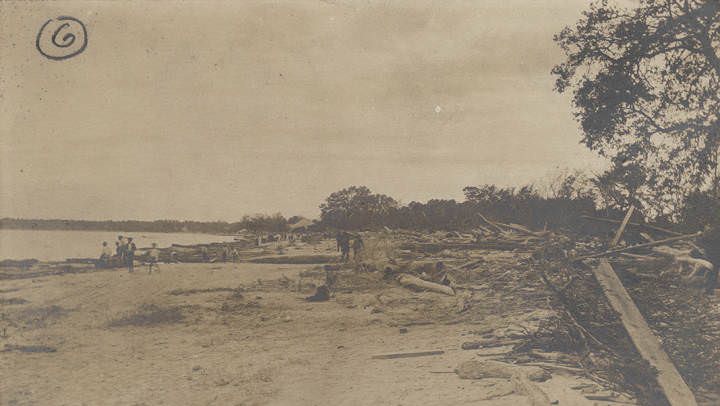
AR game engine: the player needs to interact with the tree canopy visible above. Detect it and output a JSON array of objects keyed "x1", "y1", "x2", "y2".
[
  {"x1": 319, "y1": 186, "x2": 398, "y2": 229},
  {"x1": 553, "y1": 0, "x2": 720, "y2": 216}
]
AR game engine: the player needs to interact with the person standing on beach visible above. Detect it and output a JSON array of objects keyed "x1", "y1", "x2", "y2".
[
  {"x1": 352, "y1": 235, "x2": 364, "y2": 260},
  {"x1": 99, "y1": 241, "x2": 113, "y2": 268},
  {"x1": 338, "y1": 232, "x2": 351, "y2": 262},
  {"x1": 335, "y1": 231, "x2": 343, "y2": 252},
  {"x1": 126, "y1": 237, "x2": 137, "y2": 272},
  {"x1": 117, "y1": 235, "x2": 127, "y2": 262},
  {"x1": 147, "y1": 243, "x2": 160, "y2": 274}
]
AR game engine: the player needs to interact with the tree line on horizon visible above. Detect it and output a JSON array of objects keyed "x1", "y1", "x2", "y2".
[
  {"x1": 0, "y1": 214, "x2": 291, "y2": 235},
  {"x1": 2, "y1": 174, "x2": 717, "y2": 234},
  {"x1": 316, "y1": 181, "x2": 717, "y2": 233}
]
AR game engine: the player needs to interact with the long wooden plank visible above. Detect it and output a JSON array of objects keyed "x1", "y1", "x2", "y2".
[
  {"x1": 371, "y1": 350, "x2": 444, "y2": 360},
  {"x1": 610, "y1": 206, "x2": 635, "y2": 247},
  {"x1": 593, "y1": 259, "x2": 697, "y2": 406}
]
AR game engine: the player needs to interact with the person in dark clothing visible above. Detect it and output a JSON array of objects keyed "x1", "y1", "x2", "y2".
[
  {"x1": 126, "y1": 237, "x2": 137, "y2": 273},
  {"x1": 335, "y1": 232, "x2": 343, "y2": 252},
  {"x1": 699, "y1": 224, "x2": 720, "y2": 295},
  {"x1": 352, "y1": 235, "x2": 364, "y2": 260},
  {"x1": 338, "y1": 232, "x2": 351, "y2": 261}
]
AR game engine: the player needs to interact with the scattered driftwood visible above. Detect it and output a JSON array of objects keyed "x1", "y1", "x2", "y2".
[
  {"x1": 511, "y1": 374, "x2": 553, "y2": 406},
  {"x1": 458, "y1": 258, "x2": 484, "y2": 270},
  {"x1": 0, "y1": 259, "x2": 40, "y2": 268},
  {"x1": 396, "y1": 274, "x2": 455, "y2": 296},
  {"x1": 519, "y1": 362, "x2": 584, "y2": 374},
  {"x1": 249, "y1": 255, "x2": 336, "y2": 264},
  {"x1": 573, "y1": 232, "x2": 702, "y2": 262},
  {"x1": 581, "y1": 214, "x2": 682, "y2": 236},
  {"x1": 455, "y1": 360, "x2": 552, "y2": 406},
  {"x1": 593, "y1": 259, "x2": 698, "y2": 406},
  {"x1": 640, "y1": 232, "x2": 655, "y2": 242},
  {"x1": 495, "y1": 222, "x2": 547, "y2": 238},
  {"x1": 455, "y1": 360, "x2": 550, "y2": 382},
  {"x1": 588, "y1": 210, "x2": 698, "y2": 405},
  {"x1": 3, "y1": 344, "x2": 57, "y2": 353},
  {"x1": 619, "y1": 252, "x2": 658, "y2": 261},
  {"x1": 652, "y1": 246, "x2": 714, "y2": 270},
  {"x1": 583, "y1": 394, "x2": 636, "y2": 404},
  {"x1": 477, "y1": 213, "x2": 505, "y2": 233},
  {"x1": 372, "y1": 350, "x2": 444, "y2": 360},
  {"x1": 461, "y1": 338, "x2": 521, "y2": 350}
]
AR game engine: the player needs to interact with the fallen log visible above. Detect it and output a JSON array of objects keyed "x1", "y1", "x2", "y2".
[{"x1": 396, "y1": 274, "x2": 455, "y2": 296}]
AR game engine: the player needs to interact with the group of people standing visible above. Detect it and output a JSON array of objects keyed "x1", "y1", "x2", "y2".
[
  {"x1": 336, "y1": 231, "x2": 364, "y2": 261},
  {"x1": 99, "y1": 235, "x2": 159, "y2": 273}
]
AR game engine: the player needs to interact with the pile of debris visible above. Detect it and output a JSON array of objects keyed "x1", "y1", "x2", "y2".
[
  {"x1": 528, "y1": 213, "x2": 719, "y2": 406},
  {"x1": 372, "y1": 213, "x2": 718, "y2": 405},
  {"x1": 395, "y1": 215, "x2": 554, "y2": 255}
]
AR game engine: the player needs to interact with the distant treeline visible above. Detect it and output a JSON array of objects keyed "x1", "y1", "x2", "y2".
[
  {"x1": 317, "y1": 180, "x2": 719, "y2": 233},
  {"x1": 0, "y1": 214, "x2": 293, "y2": 234},
  {"x1": 4, "y1": 176, "x2": 717, "y2": 235},
  {"x1": 317, "y1": 184, "x2": 614, "y2": 232}
]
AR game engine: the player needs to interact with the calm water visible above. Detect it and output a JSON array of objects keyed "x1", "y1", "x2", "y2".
[{"x1": 0, "y1": 229, "x2": 237, "y2": 261}]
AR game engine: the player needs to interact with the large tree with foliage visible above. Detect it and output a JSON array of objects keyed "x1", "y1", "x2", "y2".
[
  {"x1": 553, "y1": 0, "x2": 720, "y2": 216},
  {"x1": 319, "y1": 186, "x2": 398, "y2": 229}
]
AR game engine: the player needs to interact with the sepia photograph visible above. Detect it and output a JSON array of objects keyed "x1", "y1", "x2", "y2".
[{"x1": 1, "y1": 1, "x2": 719, "y2": 405}]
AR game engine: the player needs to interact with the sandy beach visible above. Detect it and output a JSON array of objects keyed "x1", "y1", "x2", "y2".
[{"x1": 0, "y1": 237, "x2": 615, "y2": 406}]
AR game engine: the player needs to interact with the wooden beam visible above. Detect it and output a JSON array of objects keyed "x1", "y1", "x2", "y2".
[
  {"x1": 592, "y1": 260, "x2": 697, "y2": 406},
  {"x1": 372, "y1": 350, "x2": 444, "y2": 360},
  {"x1": 611, "y1": 206, "x2": 635, "y2": 247}
]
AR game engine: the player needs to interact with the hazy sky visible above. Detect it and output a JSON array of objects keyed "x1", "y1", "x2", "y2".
[{"x1": 1, "y1": 0, "x2": 610, "y2": 221}]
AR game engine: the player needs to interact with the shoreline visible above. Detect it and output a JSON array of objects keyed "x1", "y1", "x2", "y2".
[{"x1": 0, "y1": 229, "x2": 250, "y2": 264}]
